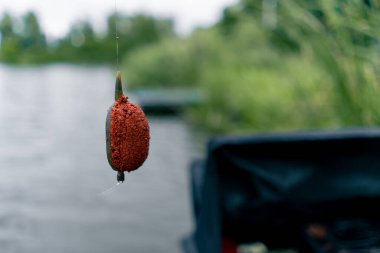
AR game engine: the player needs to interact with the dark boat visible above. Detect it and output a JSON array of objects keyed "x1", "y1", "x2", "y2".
[{"x1": 183, "y1": 129, "x2": 380, "y2": 253}]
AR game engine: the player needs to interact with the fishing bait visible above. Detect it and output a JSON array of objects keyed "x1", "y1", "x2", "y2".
[{"x1": 106, "y1": 71, "x2": 150, "y2": 182}]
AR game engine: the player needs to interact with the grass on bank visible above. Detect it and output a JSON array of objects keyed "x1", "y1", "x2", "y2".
[{"x1": 124, "y1": 0, "x2": 380, "y2": 134}]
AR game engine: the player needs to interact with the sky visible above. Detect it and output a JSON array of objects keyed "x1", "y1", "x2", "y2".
[{"x1": 0, "y1": 0, "x2": 239, "y2": 39}]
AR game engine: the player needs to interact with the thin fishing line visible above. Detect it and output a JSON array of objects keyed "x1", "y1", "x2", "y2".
[
  {"x1": 114, "y1": 0, "x2": 119, "y2": 70},
  {"x1": 98, "y1": 182, "x2": 122, "y2": 196}
]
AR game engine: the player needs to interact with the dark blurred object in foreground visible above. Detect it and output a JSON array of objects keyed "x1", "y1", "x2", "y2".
[{"x1": 183, "y1": 129, "x2": 380, "y2": 253}]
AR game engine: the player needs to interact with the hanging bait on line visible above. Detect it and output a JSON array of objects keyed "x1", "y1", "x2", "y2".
[{"x1": 105, "y1": 71, "x2": 150, "y2": 183}]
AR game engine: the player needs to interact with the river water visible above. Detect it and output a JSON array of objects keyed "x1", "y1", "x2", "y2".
[{"x1": 0, "y1": 64, "x2": 196, "y2": 253}]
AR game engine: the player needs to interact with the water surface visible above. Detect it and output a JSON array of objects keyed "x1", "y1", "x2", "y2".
[{"x1": 0, "y1": 64, "x2": 195, "y2": 253}]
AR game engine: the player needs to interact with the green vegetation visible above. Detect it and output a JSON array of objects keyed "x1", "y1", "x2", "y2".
[
  {"x1": 0, "y1": 12, "x2": 174, "y2": 64},
  {"x1": 124, "y1": 0, "x2": 380, "y2": 133},
  {"x1": 2, "y1": 0, "x2": 380, "y2": 133}
]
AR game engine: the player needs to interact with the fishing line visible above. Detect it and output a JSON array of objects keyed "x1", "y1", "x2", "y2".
[
  {"x1": 114, "y1": 0, "x2": 119, "y2": 70},
  {"x1": 98, "y1": 181, "x2": 122, "y2": 197},
  {"x1": 99, "y1": 0, "x2": 122, "y2": 197}
]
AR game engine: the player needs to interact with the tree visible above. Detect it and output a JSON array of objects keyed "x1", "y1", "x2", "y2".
[
  {"x1": 0, "y1": 13, "x2": 15, "y2": 38},
  {"x1": 0, "y1": 13, "x2": 22, "y2": 62},
  {"x1": 20, "y1": 12, "x2": 46, "y2": 50},
  {"x1": 107, "y1": 14, "x2": 175, "y2": 56}
]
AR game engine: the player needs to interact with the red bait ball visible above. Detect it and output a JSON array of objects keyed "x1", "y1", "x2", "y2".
[
  {"x1": 110, "y1": 96, "x2": 150, "y2": 171},
  {"x1": 106, "y1": 72, "x2": 150, "y2": 182}
]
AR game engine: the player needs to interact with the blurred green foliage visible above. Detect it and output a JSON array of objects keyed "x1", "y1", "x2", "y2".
[
  {"x1": 2, "y1": 0, "x2": 380, "y2": 133},
  {"x1": 124, "y1": 0, "x2": 380, "y2": 133},
  {"x1": 0, "y1": 12, "x2": 174, "y2": 64}
]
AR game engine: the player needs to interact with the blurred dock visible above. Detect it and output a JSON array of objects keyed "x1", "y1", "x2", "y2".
[{"x1": 130, "y1": 88, "x2": 202, "y2": 114}]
